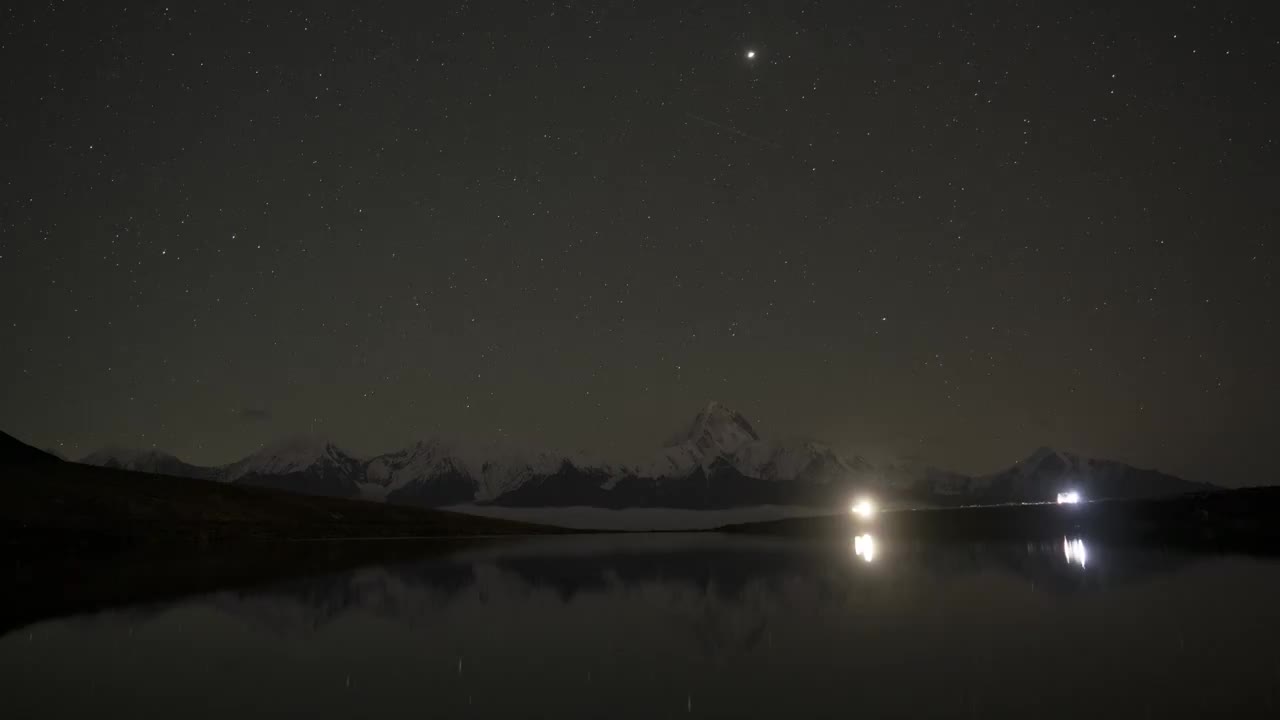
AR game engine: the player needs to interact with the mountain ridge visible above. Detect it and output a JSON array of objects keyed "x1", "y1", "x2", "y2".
[
  {"x1": 1, "y1": 431, "x2": 63, "y2": 464},
  {"x1": 80, "y1": 446, "x2": 219, "y2": 481},
  {"x1": 70, "y1": 403, "x2": 1210, "y2": 508}
]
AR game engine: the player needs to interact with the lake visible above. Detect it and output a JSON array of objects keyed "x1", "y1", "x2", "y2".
[{"x1": 3, "y1": 533, "x2": 1279, "y2": 718}]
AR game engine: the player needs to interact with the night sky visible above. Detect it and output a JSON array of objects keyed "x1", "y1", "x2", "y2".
[{"x1": 1, "y1": 2, "x2": 1276, "y2": 485}]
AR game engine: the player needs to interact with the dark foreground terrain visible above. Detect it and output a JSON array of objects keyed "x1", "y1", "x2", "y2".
[
  {"x1": 723, "y1": 488, "x2": 1280, "y2": 553},
  {"x1": 1, "y1": 435, "x2": 566, "y2": 634},
  {"x1": 1, "y1": 457, "x2": 560, "y2": 548}
]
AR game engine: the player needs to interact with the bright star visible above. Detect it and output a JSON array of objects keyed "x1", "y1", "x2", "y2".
[{"x1": 745, "y1": 49, "x2": 756, "y2": 60}]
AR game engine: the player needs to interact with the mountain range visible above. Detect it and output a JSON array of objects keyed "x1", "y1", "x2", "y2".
[{"x1": 69, "y1": 401, "x2": 1211, "y2": 509}]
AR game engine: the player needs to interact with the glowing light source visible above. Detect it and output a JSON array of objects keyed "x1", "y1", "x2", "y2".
[
  {"x1": 853, "y1": 534, "x2": 877, "y2": 562},
  {"x1": 1063, "y1": 537, "x2": 1088, "y2": 568},
  {"x1": 1056, "y1": 491, "x2": 1081, "y2": 505},
  {"x1": 745, "y1": 49, "x2": 757, "y2": 60},
  {"x1": 851, "y1": 497, "x2": 877, "y2": 519}
]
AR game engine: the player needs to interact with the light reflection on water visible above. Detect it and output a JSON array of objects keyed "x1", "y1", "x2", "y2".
[
  {"x1": 1064, "y1": 537, "x2": 1089, "y2": 568},
  {"x1": 852, "y1": 533, "x2": 877, "y2": 562},
  {"x1": 853, "y1": 534, "x2": 1090, "y2": 571},
  {"x1": 3, "y1": 534, "x2": 1279, "y2": 719}
]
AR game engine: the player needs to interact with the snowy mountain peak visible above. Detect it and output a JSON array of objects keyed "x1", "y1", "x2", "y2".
[
  {"x1": 80, "y1": 445, "x2": 219, "y2": 480},
  {"x1": 223, "y1": 435, "x2": 360, "y2": 482},
  {"x1": 82, "y1": 446, "x2": 177, "y2": 466},
  {"x1": 1013, "y1": 447, "x2": 1080, "y2": 477},
  {"x1": 672, "y1": 401, "x2": 759, "y2": 453},
  {"x1": 358, "y1": 436, "x2": 604, "y2": 503},
  {"x1": 1024, "y1": 446, "x2": 1063, "y2": 462},
  {"x1": 642, "y1": 402, "x2": 868, "y2": 487}
]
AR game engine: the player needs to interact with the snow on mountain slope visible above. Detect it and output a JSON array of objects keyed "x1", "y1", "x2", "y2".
[
  {"x1": 64, "y1": 404, "x2": 1205, "y2": 509},
  {"x1": 675, "y1": 401, "x2": 761, "y2": 453},
  {"x1": 643, "y1": 401, "x2": 869, "y2": 487},
  {"x1": 647, "y1": 401, "x2": 763, "y2": 477},
  {"x1": 644, "y1": 402, "x2": 745, "y2": 476},
  {"x1": 895, "y1": 446, "x2": 1211, "y2": 504},
  {"x1": 362, "y1": 437, "x2": 615, "y2": 503},
  {"x1": 464, "y1": 442, "x2": 584, "y2": 501},
  {"x1": 974, "y1": 446, "x2": 1209, "y2": 501},
  {"x1": 362, "y1": 440, "x2": 467, "y2": 501},
  {"x1": 68, "y1": 402, "x2": 872, "y2": 508},
  {"x1": 80, "y1": 446, "x2": 218, "y2": 480},
  {"x1": 222, "y1": 436, "x2": 362, "y2": 482},
  {"x1": 735, "y1": 439, "x2": 872, "y2": 484}
]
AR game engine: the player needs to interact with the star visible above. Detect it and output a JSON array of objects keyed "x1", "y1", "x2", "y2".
[{"x1": 745, "y1": 49, "x2": 756, "y2": 60}]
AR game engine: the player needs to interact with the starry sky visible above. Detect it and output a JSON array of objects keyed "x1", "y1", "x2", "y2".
[{"x1": 1, "y1": 1, "x2": 1276, "y2": 485}]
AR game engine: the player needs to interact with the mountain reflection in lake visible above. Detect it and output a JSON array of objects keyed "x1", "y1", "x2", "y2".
[{"x1": 3, "y1": 534, "x2": 1279, "y2": 718}]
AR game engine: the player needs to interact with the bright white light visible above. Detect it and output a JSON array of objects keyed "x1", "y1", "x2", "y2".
[
  {"x1": 853, "y1": 534, "x2": 877, "y2": 562},
  {"x1": 1056, "y1": 491, "x2": 1081, "y2": 505},
  {"x1": 1063, "y1": 537, "x2": 1088, "y2": 568},
  {"x1": 745, "y1": 49, "x2": 757, "y2": 60},
  {"x1": 851, "y1": 498, "x2": 877, "y2": 519}
]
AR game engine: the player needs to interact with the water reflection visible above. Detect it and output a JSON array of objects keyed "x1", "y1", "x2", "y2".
[
  {"x1": 1063, "y1": 537, "x2": 1088, "y2": 568},
  {"x1": 852, "y1": 533, "x2": 878, "y2": 562},
  {"x1": 3, "y1": 535, "x2": 1277, "y2": 718}
]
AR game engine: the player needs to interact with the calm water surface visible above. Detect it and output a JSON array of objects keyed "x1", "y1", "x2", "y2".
[{"x1": 3, "y1": 533, "x2": 1280, "y2": 718}]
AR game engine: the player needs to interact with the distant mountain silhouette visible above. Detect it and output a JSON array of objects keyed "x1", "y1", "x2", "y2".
[{"x1": 902, "y1": 446, "x2": 1212, "y2": 505}]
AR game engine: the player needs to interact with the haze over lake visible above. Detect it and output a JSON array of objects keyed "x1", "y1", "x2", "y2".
[{"x1": 4, "y1": 534, "x2": 1278, "y2": 718}]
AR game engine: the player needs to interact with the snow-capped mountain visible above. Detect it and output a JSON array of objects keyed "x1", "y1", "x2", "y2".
[
  {"x1": 643, "y1": 401, "x2": 872, "y2": 486},
  {"x1": 979, "y1": 446, "x2": 1210, "y2": 502},
  {"x1": 57, "y1": 402, "x2": 1210, "y2": 509},
  {"x1": 363, "y1": 439, "x2": 474, "y2": 503},
  {"x1": 737, "y1": 439, "x2": 872, "y2": 485},
  {"x1": 648, "y1": 401, "x2": 762, "y2": 477},
  {"x1": 897, "y1": 446, "x2": 1212, "y2": 505},
  {"x1": 222, "y1": 436, "x2": 365, "y2": 498},
  {"x1": 491, "y1": 402, "x2": 875, "y2": 509},
  {"x1": 80, "y1": 447, "x2": 219, "y2": 480},
  {"x1": 362, "y1": 437, "x2": 619, "y2": 507}
]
